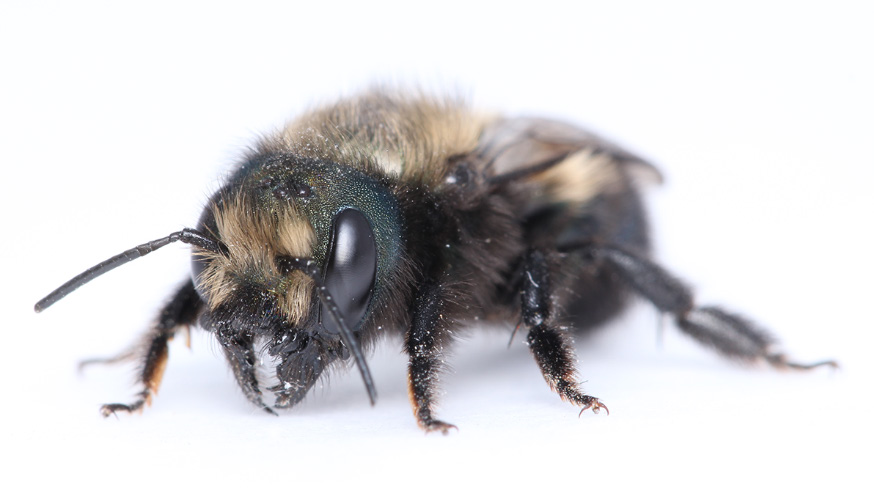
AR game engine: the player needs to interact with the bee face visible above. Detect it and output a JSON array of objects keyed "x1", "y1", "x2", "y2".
[
  {"x1": 189, "y1": 153, "x2": 405, "y2": 405},
  {"x1": 191, "y1": 156, "x2": 318, "y2": 326}
]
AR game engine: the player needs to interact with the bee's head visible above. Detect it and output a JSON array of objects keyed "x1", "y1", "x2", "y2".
[
  {"x1": 33, "y1": 152, "x2": 404, "y2": 407},
  {"x1": 191, "y1": 154, "x2": 403, "y2": 406}
]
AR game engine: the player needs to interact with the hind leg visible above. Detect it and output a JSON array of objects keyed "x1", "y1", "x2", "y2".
[
  {"x1": 91, "y1": 280, "x2": 203, "y2": 416},
  {"x1": 593, "y1": 246, "x2": 836, "y2": 369}
]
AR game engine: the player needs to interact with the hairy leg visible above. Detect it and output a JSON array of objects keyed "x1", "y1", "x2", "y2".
[
  {"x1": 404, "y1": 280, "x2": 457, "y2": 433},
  {"x1": 522, "y1": 249, "x2": 608, "y2": 415},
  {"x1": 95, "y1": 280, "x2": 203, "y2": 416},
  {"x1": 596, "y1": 246, "x2": 836, "y2": 369}
]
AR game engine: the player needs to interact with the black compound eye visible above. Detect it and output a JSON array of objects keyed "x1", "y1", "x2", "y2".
[
  {"x1": 191, "y1": 207, "x2": 222, "y2": 302},
  {"x1": 319, "y1": 208, "x2": 377, "y2": 335},
  {"x1": 191, "y1": 253, "x2": 211, "y2": 300}
]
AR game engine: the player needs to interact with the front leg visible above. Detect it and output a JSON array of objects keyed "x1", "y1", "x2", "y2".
[
  {"x1": 92, "y1": 280, "x2": 203, "y2": 416},
  {"x1": 522, "y1": 250, "x2": 609, "y2": 415},
  {"x1": 405, "y1": 280, "x2": 457, "y2": 434}
]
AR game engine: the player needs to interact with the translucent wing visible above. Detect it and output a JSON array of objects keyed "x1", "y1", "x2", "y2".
[{"x1": 475, "y1": 117, "x2": 662, "y2": 186}]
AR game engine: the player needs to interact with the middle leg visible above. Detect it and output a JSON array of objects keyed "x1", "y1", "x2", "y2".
[{"x1": 522, "y1": 249, "x2": 608, "y2": 415}]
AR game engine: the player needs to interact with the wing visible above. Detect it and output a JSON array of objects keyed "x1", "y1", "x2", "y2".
[
  {"x1": 475, "y1": 117, "x2": 662, "y2": 188},
  {"x1": 465, "y1": 117, "x2": 658, "y2": 254}
]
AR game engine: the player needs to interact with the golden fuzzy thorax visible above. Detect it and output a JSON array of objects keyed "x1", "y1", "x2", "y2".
[
  {"x1": 196, "y1": 194, "x2": 316, "y2": 324},
  {"x1": 265, "y1": 92, "x2": 636, "y2": 203},
  {"x1": 274, "y1": 92, "x2": 496, "y2": 185}
]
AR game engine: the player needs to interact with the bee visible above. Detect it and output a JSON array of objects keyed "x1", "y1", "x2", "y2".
[{"x1": 35, "y1": 91, "x2": 836, "y2": 432}]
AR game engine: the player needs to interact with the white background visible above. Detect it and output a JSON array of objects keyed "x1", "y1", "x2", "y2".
[{"x1": 2, "y1": 1, "x2": 871, "y2": 490}]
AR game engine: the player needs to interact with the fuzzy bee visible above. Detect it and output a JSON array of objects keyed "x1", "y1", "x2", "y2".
[{"x1": 35, "y1": 91, "x2": 835, "y2": 432}]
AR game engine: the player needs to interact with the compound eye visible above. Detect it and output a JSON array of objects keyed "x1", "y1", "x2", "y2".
[
  {"x1": 191, "y1": 254, "x2": 212, "y2": 301},
  {"x1": 319, "y1": 208, "x2": 377, "y2": 334},
  {"x1": 191, "y1": 206, "x2": 222, "y2": 303}
]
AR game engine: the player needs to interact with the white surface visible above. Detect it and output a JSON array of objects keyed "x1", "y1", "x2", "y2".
[{"x1": 2, "y1": 1, "x2": 871, "y2": 490}]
